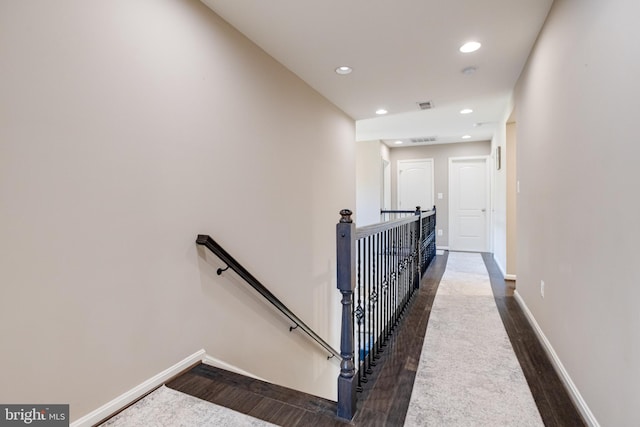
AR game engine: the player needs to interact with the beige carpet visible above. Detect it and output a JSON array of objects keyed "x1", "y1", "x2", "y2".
[
  {"x1": 404, "y1": 252, "x2": 543, "y2": 426},
  {"x1": 100, "y1": 386, "x2": 275, "y2": 427}
]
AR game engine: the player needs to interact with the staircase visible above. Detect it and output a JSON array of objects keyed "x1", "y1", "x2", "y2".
[{"x1": 194, "y1": 207, "x2": 438, "y2": 421}]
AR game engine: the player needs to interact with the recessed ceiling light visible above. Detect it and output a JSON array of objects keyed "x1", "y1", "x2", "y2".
[
  {"x1": 376, "y1": 109, "x2": 388, "y2": 115},
  {"x1": 459, "y1": 41, "x2": 481, "y2": 53},
  {"x1": 335, "y1": 66, "x2": 352, "y2": 75},
  {"x1": 462, "y1": 135, "x2": 472, "y2": 139},
  {"x1": 394, "y1": 140, "x2": 403, "y2": 145},
  {"x1": 460, "y1": 108, "x2": 473, "y2": 114}
]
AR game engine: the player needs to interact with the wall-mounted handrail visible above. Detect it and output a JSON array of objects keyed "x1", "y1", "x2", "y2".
[{"x1": 196, "y1": 234, "x2": 342, "y2": 361}]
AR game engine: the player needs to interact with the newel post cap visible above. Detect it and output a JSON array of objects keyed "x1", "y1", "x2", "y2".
[{"x1": 339, "y1": 209, "x2": 353, "y2": 223}]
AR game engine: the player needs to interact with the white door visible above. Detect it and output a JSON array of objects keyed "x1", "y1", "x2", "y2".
[
  {"x1": 449, "y1": 157, "x2": 489, "y2": 251},
  {"x1": 397, "y1": 159, "x2": 434, "y2": 211}
]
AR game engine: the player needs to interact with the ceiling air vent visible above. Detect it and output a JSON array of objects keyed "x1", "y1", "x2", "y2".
[
  {"x1": 410, "y1": 136, "x2": 437, "y2": 143},
  {"x1": 417, "y1": 101, "x2": 433, "y2": 110}
]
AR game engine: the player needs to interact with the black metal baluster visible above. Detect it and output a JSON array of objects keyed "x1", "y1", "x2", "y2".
[
  {"x1": 411, "y1": 222, "x2": 415, "y2": 296},
  {"x1": 382, "y1": 229, "x2": 389, "y2": 344},
  {"x1": 408, "y1": 223, "x2": 412, "y2": 299},
  {"x1": 394, "y1": 224, "x2": 400, "y2": 326},
  {"x1": 408, "y1": 222, "x2": 413, "y2": 299},
  {"x1": 369, "y1": 235, "x2": 376, "y2": 362},
  {"x1": 404, "y1": 223, "x2": 409, "y2": 308},
  {"x1": 415, "y1": 212, "x2": 420, "y2": 290},
  {"x1": 403, "y1": 223, "x2": 409, "y2": 311},
  {"x1": 391, "y1": 226, "x2": 396, "y2": 328},
  {"x1": 402, "y1": 223, "x2": 408, "y2": 313},
  {"x1": 361, "y1": 237, "x2": 366, "y2": 381},
  {"x1": 363, "y1": 236, "x2": 370, "y2": 384},
  {"x1": 386, "y1": 228, "x2": 391, "y2": 338},
  {"x1": 356, "y1": 239, "x2": 364, "y2": 391},
  {"x1": 398, "y1": 224, "x2": 403, "y2": 321},
  {"x1": 401, "y1": 224, "x2": 404, "y2": 317},
  {"x1": 363, "y1": 236, "x2": 370, "y2": 374},
  {"x1": 373, "y1": 233, "x2": 384, "y2": 358},
  {"x1": 372, "y1": 234, "x2": 380, "y2": 360},
  {"x1": 421, "y1": 216, "x2": 426, "y2": 273}
]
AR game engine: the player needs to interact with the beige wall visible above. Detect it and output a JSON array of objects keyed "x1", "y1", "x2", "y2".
[
  {"x1": 390, "y1": 141, "x2": 491, "y2": 248},
  {"x1": 0, "y1": 0, "x2": 354, "y2": 421},
  {"x1": 515, "y1": 0, "x2": 640, "y2": 425},
  {"x1": 356, "y1": 140, "x2": 384, "y2": 226},
  {"x1": 506, "y1": 121, "x2": 517, "y2": 276}
]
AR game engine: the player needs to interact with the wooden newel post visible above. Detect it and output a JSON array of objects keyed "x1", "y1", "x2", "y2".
[{"x1": 336, "y1": 209, "x2": 357, "y2": 420}]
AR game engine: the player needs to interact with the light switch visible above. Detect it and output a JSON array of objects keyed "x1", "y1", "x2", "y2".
[{"x1": 437, "y1": 193, "x2": 443, "y2": 199}]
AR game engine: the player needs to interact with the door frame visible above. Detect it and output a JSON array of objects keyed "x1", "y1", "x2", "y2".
[
  {"x1": 381, "y1": 159, "x2": 391, "y2": 210},
  {"x1": 396, "y1": 158, "x2": 435, "y2": 211},
  {"x1": 448, "y1": 155, "x2": 491, "y2": 252}
]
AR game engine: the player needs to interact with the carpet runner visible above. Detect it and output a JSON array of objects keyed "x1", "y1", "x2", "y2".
[{"x1": 403, "y1": 251, "x2": 543, "y2": 426}]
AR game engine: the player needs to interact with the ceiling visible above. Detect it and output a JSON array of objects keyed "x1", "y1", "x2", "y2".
[{"x1": 201, "y1": 0, "x2": 553, "y2": 147}]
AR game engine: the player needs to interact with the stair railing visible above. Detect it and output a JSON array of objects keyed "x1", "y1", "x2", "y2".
[
  {"x1": 197, "y1": 204, "x2": 436, "y2": 421},
  {"x1": 196, "y1": 235, "x2": 342, "y2": 361},
  {"x1": 380, "y1": 208, "x2": 431, "y2": 222},
  {"x1": 336, "y1": 206, "x2": 436, "y2": 420}
]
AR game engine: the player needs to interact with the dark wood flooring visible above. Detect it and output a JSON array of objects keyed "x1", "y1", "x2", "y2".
[
  {"x1": 165, "y1": 252, "x2": 585, "y2": 426},
  {"x1": 481, "y1": 253, "x2": 585, "y2": 427}
]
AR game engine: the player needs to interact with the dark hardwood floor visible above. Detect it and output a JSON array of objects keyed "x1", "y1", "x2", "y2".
[
  {"x1": 481, "y1": 253, "x2": 585, "y2": 427},
  {"x1": 166, "y1": 252, "x2": 585, "y2": 426},
  {"x1": 166, "y1": 364, "x2": 345, "y2": 426}
]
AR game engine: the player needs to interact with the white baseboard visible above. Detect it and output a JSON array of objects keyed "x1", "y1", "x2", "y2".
[
  {"x1": 493, "y1": 254, "x2": 507, "y2": 277},
  {"x1": 71, "y1": 349, "x2": 206, "y2": 427},
  {"x1": 491, "y1": 254, "x2": 516, "y2": 281},
  {"x1": 513, "y1": 291, "x2": 600, "y2": 427},
  {"x1": 202, "y1": 355, "x2": 266, "y2": 382},
  {"x1": 436, "y1": 246, "x2": 449, "y2": 251}
]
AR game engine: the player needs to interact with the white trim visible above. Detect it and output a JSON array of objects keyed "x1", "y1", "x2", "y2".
[
  {"x1": 396, "y1": 158, "x2": 435, "y2": 211},
  {"x1": 448, "y1": 155, "x2": 491, "y2": 252},
  {"x1": 492, "y1": 253, "x2": 516, "y2": 281},
  {"x1": 493, "y1": 253, "x2": 507, "y2": 278},
  {"x1": 513, "y1": 292, "x2": 600, "y2": 427},
  {"x1": 202, "y1": 355, "x2": 267, "y2": 382},
  {"x1": 436, "y1": 246, "x2": 449, "y2": 251},
  {"x1": 70, "y1": 349, "x2": 206, "y2": 427}
]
